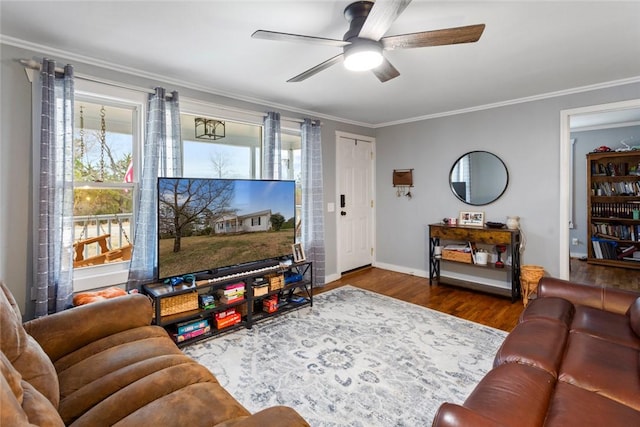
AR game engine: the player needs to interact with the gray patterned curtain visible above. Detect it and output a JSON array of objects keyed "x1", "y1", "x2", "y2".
[
  {"x1": 34, "y1": 59, "x2": 75, "y2": 316},
  {"x1": 262, "y1": 111, "x2": 281, "y2": 179},
  {"x1": 127, "y1": 88, "x2": 182, "y2": 290},
  {"x1": 301, "y1": 119, "x2": 325, "y2": 286}
]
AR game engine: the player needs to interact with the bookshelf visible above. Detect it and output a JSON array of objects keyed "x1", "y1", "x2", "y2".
[{"x1": 586, "y1": 151, "x2": 640, "y2": 269}]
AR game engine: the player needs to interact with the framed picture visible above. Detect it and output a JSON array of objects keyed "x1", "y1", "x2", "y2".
[
  {"x1": 292, "y1": 243, "x2": 306, "y2": 263},
  {"x1": 459, "y1": 211, "x2": 485, "y2": 227}
]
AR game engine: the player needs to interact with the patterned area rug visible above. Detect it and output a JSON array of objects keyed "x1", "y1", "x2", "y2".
[{"x1": 183, "y1": 285, "x2": 506, "y2": 426}]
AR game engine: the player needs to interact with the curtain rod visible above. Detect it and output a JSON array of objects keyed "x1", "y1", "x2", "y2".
[
  {"x1": 20, "y1": 58, "x2": 159, "y2": 96},
  {"x1": 19, "y1": 58, "x2": 311, "y2": 125}
]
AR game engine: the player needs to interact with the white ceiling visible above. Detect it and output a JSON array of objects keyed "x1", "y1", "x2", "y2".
[{"x1": 1, "y1": 1, "x2": 640, "y2": 127}]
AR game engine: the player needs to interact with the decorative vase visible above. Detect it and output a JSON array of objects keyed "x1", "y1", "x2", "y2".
[{"x1": 506, "y1": 216, "x2": 520, "y2": 230}]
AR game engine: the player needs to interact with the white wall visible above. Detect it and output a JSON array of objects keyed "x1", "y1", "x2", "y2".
[{"x1": 374, "y1": 83, "x2": 640, "y2": 285}]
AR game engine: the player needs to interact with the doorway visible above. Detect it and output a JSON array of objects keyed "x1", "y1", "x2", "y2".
[
  {"x1": 560, "y1": 99, "x2": 640, "y2": 280},
  {"x1": 336, "y1": 131, "x2": 375, "y2": 274}
]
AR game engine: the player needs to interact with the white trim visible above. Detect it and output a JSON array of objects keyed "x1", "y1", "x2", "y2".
[
  {"x1": 71, "y1": 80, "x2": 146, "y2": 292},
  {"x1": 335, "y1": 131, "x2": 376, "y2": 274},
  {"x1": 373, "y1": 261, "x2": 427, "y2": 278},
  {"x1": 569, "y1": 138, "x2": 576, "y2": 229},
  {"x1": 5, "y1": 35, "x2": 640, "y2": 129},
  {"x1": 559, "y1": 99, "x2": 640, "y2": 280},
  {"x1": 73, "y1": 262, "x2": 130, "y2": 292},
  {"x1": 375, "y1": 76, "x2": 640, "y2": 128},
  {"x1": 571, "y1": 120, "x2": 640, "y2": 132}
]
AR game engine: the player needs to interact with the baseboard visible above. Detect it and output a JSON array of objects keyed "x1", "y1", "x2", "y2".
[
  {"x1": 324, "y1": 273, "x2": 341, "y2": 284},
  {"x1": 372, "y1": 262, "x2": 428, "y2": 278}
]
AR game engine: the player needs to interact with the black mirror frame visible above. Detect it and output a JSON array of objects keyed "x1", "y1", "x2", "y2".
[{"x1": 449, "y1": 151, "x2": 509, "y2": 206}]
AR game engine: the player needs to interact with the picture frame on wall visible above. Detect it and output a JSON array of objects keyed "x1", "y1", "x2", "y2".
[
  {"x1": 459, "y1": 211, "x2": 485, "y2": 227},
  {"x1": 292, "y1": 243, "x2": 306, "y2": 263}
]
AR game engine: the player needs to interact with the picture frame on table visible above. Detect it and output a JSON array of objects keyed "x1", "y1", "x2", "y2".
[
  {"x1": 292, "y1": 243, "x2": 306, "y2": 263},
  {"x1": 459, "y1": 211, "x2": 485, "y2": 227}
]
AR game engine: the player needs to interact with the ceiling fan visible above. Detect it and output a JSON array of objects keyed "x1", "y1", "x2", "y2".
[{"x1": 252, "y1": 0, "x2": 485, "y2": 83}]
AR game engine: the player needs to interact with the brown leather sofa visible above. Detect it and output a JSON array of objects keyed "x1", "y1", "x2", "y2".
[
  {"x1": 432, "y1": 277, "x2": 640, "y2": 426},
  {"x1": 0, "y1": 281, "x2": 309, "y2": 427}
]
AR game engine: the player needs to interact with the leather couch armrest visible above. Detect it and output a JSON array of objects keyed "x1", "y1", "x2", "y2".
[
  {"x1": 23, "y1": 294, "x2": 153, "y2": 363},
  {"x1": 432, "y1": 403, "x2": 508, "y2": 427},
  {"x1": 538, "y1": 277, "x2": 639, "y2": 315},
  {"x1": 215, "y1": 406, "x2": 310, "y2": 427}
]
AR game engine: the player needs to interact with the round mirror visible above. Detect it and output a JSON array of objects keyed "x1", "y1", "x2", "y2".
[{"x1": 449, "y1": 151, "x2": 509, "y2": 205}]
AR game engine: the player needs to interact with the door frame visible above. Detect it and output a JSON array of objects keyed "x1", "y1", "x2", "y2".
[
  {"x1": 559, "y1": 98, "x2": 640, "y2": 279},
  {"x1": 335, "y1": 131, "x2": 376, "y2": 276}
]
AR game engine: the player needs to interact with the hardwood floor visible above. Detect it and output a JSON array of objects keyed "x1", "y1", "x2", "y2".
[
  {"x1": 570, "y1": 258, "x2": 640, "y2": 291},
  {"x1": 315, "y1": 268, "x2": 525, "y2": 332},
  {"x1": 314, "y1": 261, "x2": 639, "y2": 334}
]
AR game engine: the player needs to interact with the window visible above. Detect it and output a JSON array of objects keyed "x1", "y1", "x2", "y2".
[
  {"x1": 70, "y1": 91, "x2": 303, "y2": 291},
  {"x1": 181, "y1": 113, "x2": 262, "y2": 179},
  {"x1": 72, "y1": 81, "x2": 145, "y2": 291},
  {"x1": 180, "y1": 110, "x2": 302, "y2": 238}
]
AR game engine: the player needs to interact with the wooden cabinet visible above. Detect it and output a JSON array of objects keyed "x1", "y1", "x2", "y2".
[
  {"x1": 143, "y1": 262, "x2": 313, "y2": 347},
  {"x1": 428, "y1": 224, "x2": 521, "y2": 302},
  {"x1": 586, "y1": 151, "x2": 640, "y2": 269}
]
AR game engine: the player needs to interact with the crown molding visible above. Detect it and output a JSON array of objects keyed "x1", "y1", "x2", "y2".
[
  {"x1": 3, "y1": 34, "x2": 639, "y2": 130},
  {"x1": 373, "y1": 76, "x2": 640, "y2": 128},
  {"x1": 1, "y1": 35, "x2": 372, "y2": 128}
]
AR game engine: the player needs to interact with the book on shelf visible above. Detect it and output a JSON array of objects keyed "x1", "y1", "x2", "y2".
[
  {"x1": 176, "y1": 318, "x2": 209, "y2": 335},
  {"x1": 219, "y1": 295, "x2": 244, "y2": 305},
  {"x1": 591, "y1": 237, "x2": 618, "y2": 260},
  {"x1": 467, "y1": 241, "x2": 478, "y2": 264},
  {"x1": 172, "y1": 325, "x2": 211, "y2": 343},
  {"x1": 215, "y1": 312, "x2": 241, "y2": 330},
  {"x1": 224, "y1": 282, "x2": 245, "y2": 290},
  {"x1": 617, "y1": 245, "x2": 637, "y2": 259}
]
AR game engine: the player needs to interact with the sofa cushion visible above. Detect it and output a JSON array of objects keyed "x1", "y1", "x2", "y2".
[
  {"x1": 55, "y1": 324, "x2": 251, "y2": 426},
  {"x1": 519, "y1": 296, "x2": 574, "y2": 327},
  {"x1": 571, "y1": 305, "x2": 640, "y2": 350},
  {"x1": 545, "y1": 382, "x2": 640, "y2": 427},
  {"x1": 1, "y1": 350, "x2": 64, "y2": 427},
  {"x1": 70, "y1": 364, "x2": 249, "y2": 427},
  {"x1": 462, "y1": 363, "x2": 556, "y2": 427},
  {"x1": 493, "y1": 318, "x2": 568, "y2": 377},
  {"x1": 559, "y1": 331, "x2": 640, "y2": 411},
  {"x1": 0, "y1": 281, "x2": 59, "y2": 408}
]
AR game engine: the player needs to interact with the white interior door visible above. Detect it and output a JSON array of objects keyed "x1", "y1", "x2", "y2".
[{"x1": 336, "y1": 133, "x2": 374, "y2": 273}]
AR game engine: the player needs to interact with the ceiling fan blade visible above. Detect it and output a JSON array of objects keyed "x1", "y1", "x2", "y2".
[
  {"x1": 287, "y1": 53, "x2": 344, "y2": 82},
  {"x1": 372, "y1": 57, "x2": 400, "y2": 82},
  {"x1": 358, "y1": 0, "x2": 412, "y2": 41},
  {"x1": 381, "y1": 24, "x2": 486, "y2": 50},
  {"x1": 252, "y1": 30, "x2": 349, "y2": 47}
]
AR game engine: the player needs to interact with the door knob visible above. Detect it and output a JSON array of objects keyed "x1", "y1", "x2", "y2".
[{"x1": 341, "y1": 211, "x2": 347, "y2": 216}]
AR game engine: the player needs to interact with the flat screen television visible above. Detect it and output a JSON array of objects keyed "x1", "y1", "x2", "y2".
[{"x1": 157, "y1": 177, "x2": 296, "y2": 280}]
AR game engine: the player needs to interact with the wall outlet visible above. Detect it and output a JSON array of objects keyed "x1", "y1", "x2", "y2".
[{"x1": 571, "y1": 238, "x2": 579, "y2": 246}]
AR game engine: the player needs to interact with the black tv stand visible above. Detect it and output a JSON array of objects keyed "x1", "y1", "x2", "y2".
[{"x1": 142, "y1": 261, "x2": 313, "y2": 347}]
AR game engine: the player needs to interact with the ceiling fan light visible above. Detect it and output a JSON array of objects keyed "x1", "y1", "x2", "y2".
[{"x1": 343, "y1": 39, "x2": 383, "y2": 71}]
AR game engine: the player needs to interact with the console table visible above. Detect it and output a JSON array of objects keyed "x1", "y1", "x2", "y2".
[{"x1": 428, "y1": 224, "x2": 521, "y2": 302}]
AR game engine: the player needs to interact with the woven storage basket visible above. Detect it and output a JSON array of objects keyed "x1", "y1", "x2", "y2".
[
  {"x1": 521, "y1": 265, "x2": 545, "y2": 307},
  {"x1": 521, "y1": 265, "x2": 545, "y2": 283},
  {"x1": 159, "y1": 292, "x2": 199, "y2": 316},
  {"x1": 442, "y1": 249, "x2": 472, "y2": 264}
]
